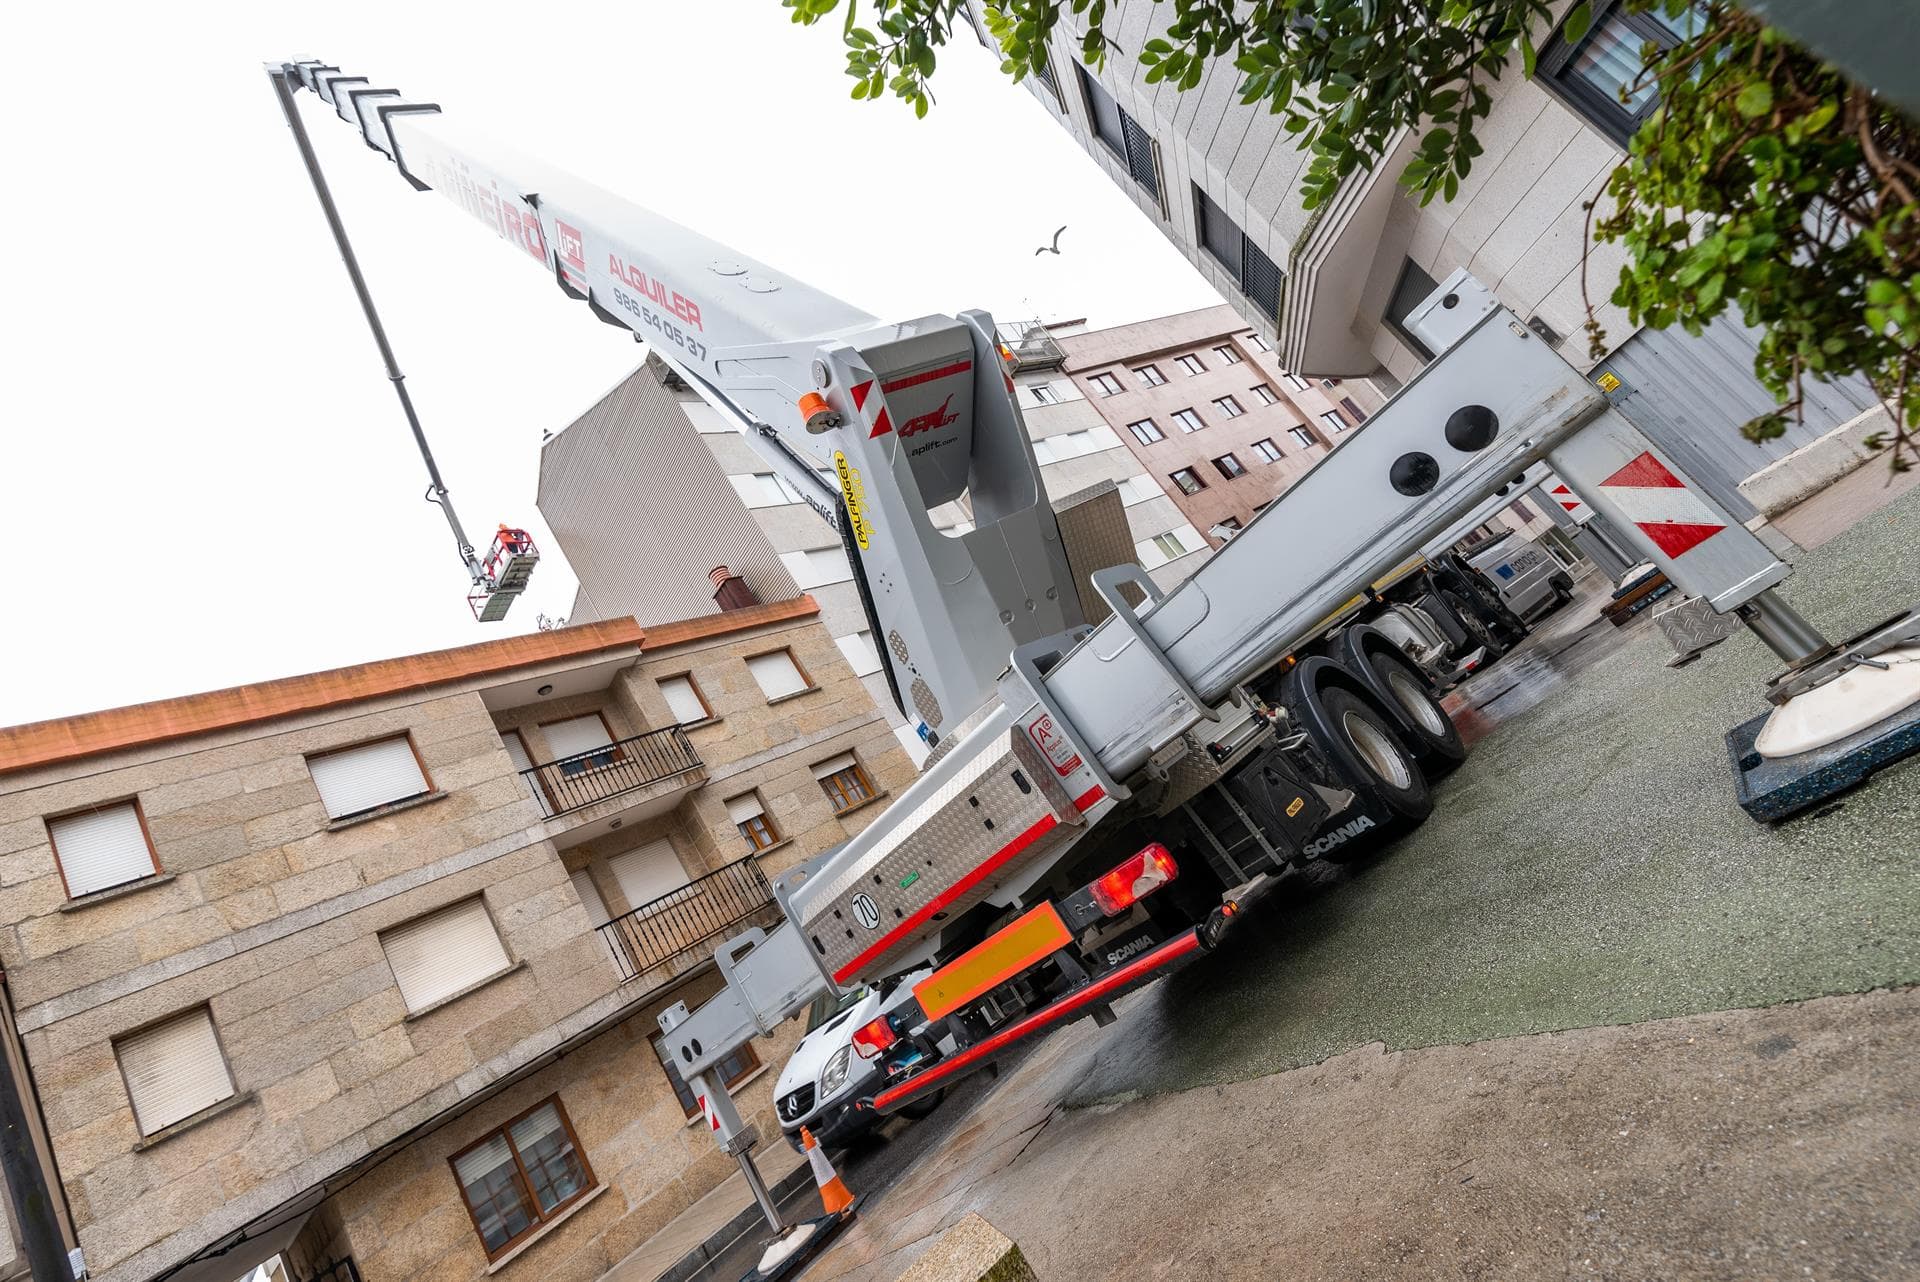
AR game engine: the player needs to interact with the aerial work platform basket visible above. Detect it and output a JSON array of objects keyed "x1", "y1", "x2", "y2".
[{"x1": 469, "y1": 526, "x2": 539, "y2": 622}]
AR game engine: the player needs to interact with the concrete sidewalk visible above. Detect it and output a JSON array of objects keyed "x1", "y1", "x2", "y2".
[{"x1": 600, "y1": 1142, "x2": 807, "y2": 1281}]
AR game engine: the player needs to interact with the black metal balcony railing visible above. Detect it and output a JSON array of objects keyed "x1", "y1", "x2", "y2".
[
  {"x1": 519, "y1": 725, "x2": 702, "y2": 818},
  {"x1": 596, "y1": 855, "x2": 777, "y2": 984}
]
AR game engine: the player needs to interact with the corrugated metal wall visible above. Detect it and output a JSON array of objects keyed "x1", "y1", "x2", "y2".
[
  {"x1": 1597, "y1": 313, "x2": 1879, "y2": 519},
  {"x1": 536, "y1": 367, "x2": 800, "y2": 624}
]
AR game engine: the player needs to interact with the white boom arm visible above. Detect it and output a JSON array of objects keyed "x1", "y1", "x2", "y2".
[{"x1": 273, "y1": 60, "x2": 1080, "y2": 747}]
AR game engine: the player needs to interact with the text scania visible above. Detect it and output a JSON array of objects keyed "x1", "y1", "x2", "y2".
[
  {"x1": 1301, "y1": 814, "x2": 1376, "y2": 856},
  {"x1": 608, "y1": 256, "x2": 704, "y2": 331}
]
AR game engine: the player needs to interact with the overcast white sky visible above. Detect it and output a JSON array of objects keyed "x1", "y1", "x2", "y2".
[{"x1": 1, "y1": 1, "x2": 1221, "y2": 727}]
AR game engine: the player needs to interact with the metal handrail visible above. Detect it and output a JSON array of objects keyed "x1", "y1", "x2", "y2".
[
  {"x1": 518, "y1": 725, "x2": 703, "y2": 817},
  {"x1": 594, "y1": 855, "x2": 778, "y2": 984}
]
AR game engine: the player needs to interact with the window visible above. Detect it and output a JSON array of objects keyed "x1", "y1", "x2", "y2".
[
  {"x1": 1321, "y1": 411, "x2": 1349, "y2": 435},
  {"x1": 650, "y1": 1032, "x2": 758, "y2": 1120},
  {"x1": 1170, "y1": 408, "x2": 1205, "y2": 434},
  {"x1": 115, "y1": 1008, "x2": 234, "y2": 1137},
  {"x1": 1250, "y1": 383, "x2": 1279, "y2": 406},
  {"x1": 813, "y1": 752, "x2": 876, "y2": 814},
  {"x1": 1116, "y1": 475, "x2": 1159, "y2": 506},
  {"x1": 1384, "y1": 257, "x2": 1441, "y2": 361},
  {"x1": 1032, "y1": 46, "x2": 1061, "y2": 97},
  {"x1": 47, "y1": 800, "x2": 160, "y2": 899},
  {"x1": 1089, "y1": 372, "x2": 1124, "y2": 396},
  {"x1": 380, "y1": 896, "x2": 513, "y2": 1014},
  {"x1": 1289, "y1": 426, "x2": 1317, "y2": 448},
  {"x1": 746, "y1": 649, "x2": 811, "y2": 701},
  {"x1": 1213, "y1": 345, "x2": 1241, "y2": 365},
  {"x1": 1133, "y1": 364, "x2": 1166, "y2": 387},
  {"x1": 1542, "y1": 1, "x2": 1702, "y2": 148},
  {"x1": 1212, "y1": 396, "x2": 1244, "y2": 419},
  {"x1": 1283, "y1": 372, "x2": 1310, "y2": 391},
  {"x1": 1340, "y1": 396, "x2": 1369, "y2": 424},
  {"x1": 1213, "y1": 453, "x2": 1248, "y2": 480},
  {"x1": 1176, "y1": 354, "x2": 1206, "y2": 376},
  {"x1": 1251, "y1": 438, "x2": 1283, "y2": 464},
  {"x1": 657, "y1": 674, "x2": 712, "y2": 725},
  {"x1": 779, "y1": 545, "x2": 853, "y2": 589},
  {"x1": 1169, "y1": 467, "x2": 1207, "y2": 496},
  {"x1": 1127, "y1": 418, "x2": 1165, "y2": 445},
  {"x1": 1321, "y1": 378, "x2": 1341, "y2": 388},
  {"x1": 1195, "y1": 186, "x2": 1284, "y2": 318},
  {"x1": 609, "y1": 838, "x2": 689, "y2": 913},
  {"x1": 1029, "y1": 382, "x2": 1060, "y2": 405},
  {"x1": 1135, "y1": 525, "x2": 1202, "y2": 569},
  {"x1": 1075, "y1": 66, "x2": 1159, "y2": 195},
  {"x1": 307, "y1": 736, "x2": 430, "y2": 821},
  {"x1": 728, "y1": 472, "x2": 805, "y2": 509},
  {"x1": 1248, "y1": 332, "x2": 1272, "y2": 352},
  {"x1": 836, "y1": 629, "x2": 884, "y2": 678},
  {"x1": 727, "y1": 794, "x2": 781, "y2": 852},
  {"x1": 451, "y1": 1097, "x2": 596, "y2": 1261},
  {"x1": 540, "y1": 713, "x2": 620, "y2": 775}
]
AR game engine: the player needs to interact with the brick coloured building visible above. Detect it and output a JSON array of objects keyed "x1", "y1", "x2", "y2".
[
  {"x1": 1058, "y1": 305, "x2": 1383, "y2": 547},
  {"x1": 0, "y1": 597, "x2": 915, "y2": 1282}
]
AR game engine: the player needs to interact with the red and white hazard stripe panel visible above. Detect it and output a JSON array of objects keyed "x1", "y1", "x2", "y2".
[
  {"x1": 1596, "y1": 451, "x2": 1726, "y2": 558},
  {"x1": 1544, "y1": 477, "x2": 1593, "y2": 523}
]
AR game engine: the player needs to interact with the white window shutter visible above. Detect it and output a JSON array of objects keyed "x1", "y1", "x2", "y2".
[
  {"x1": 608, "y1": 839, "x2": 688, "y2": 913},
  {"x1": 49, "y1": 803, "x2": 155, "y2": 897},
  {"x1": 308, "y1": 737, "x2": 428, "y2": 820},
  {"x1": 569, "y1": 868, "x2": 611, "y2": 929},
  {"x1": 380, "y1": 898, "x2": 512, "y2": 1013},
  {"x1": 542, "y1": 715, "x2": 615, "y2": 761},
  {"x1": 658, "y1": 676, "x2": 708, "y2": 724},
  {"x1": 725, "y1": 795, "x2": 766, "y2": 826},
  {"x1": 746, "y1": 652, "x2": 807, "y2": 700},
  {"x1": 1088, "y1": 424, "x2": 1121, "y2": 451},
  {"x1": 835, "y1": 631, "x2": 882, "y2": 677},
  {"x1": 117, "y1": 1009, "x2": 234, "y2": 1135},
  {"x1": 810, "y1": 751, "x2": 859, "y2": 781}
]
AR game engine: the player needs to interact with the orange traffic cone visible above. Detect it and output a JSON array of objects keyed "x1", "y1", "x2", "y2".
[{"x1": 801, "y1": 1126, "x2": 855, "y2": 1215}]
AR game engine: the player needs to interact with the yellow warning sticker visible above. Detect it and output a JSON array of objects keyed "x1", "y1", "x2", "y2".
[
  {"x1": 1595, "y1": 370, "x2": 1622, "y2": 393},
  {"x1": 835, "y1": 451, "x2": 873, "y2": 550},
  {"x1": 1286, "y1": 797, "x2": 1305, "y2": 818}
]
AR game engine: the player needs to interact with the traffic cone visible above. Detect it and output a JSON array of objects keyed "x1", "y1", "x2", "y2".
[{"x1": 801, "y1": 1126, "x2": 855, "y2": 1215}]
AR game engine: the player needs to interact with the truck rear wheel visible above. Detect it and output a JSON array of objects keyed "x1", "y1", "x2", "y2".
[
  {"x1": 1284, "y1": 660, "x2": 1433, "y2": 848},
  {"x1": 1364, "y1": 645, "x2": 1467, "y2": 775},
  {"x1": 1441, "y1": 589, "x2": 1505, "y2": 662}
]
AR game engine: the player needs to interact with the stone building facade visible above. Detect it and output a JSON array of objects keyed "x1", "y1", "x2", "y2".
[{"x1": 0, "y1": 597, "x2": 914, "y2": 1282}]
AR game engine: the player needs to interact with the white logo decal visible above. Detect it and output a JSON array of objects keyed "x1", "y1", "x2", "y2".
[{"x1": 1302, "y1": 814, "x2": 1377, "y2": 856}]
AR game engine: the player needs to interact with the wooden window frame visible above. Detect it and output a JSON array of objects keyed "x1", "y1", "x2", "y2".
[
  {"x1": 648, "y1": 1033, "x2": 760, "y2": 1120},
  {"x1": 305, "y1": 733, "x2": 436, "y2": 822},
  {"x1": 746, "y1": 648, "x2": 816, "y2": 702},
  {"x1": 729, "y1": 793, "x2": 782, "y2": 852},
  {"x1": 111, "y1": 1004, "x2": 237, "y2": 1138},
  {"x1": 449, "y1": 1094, "x2": 599, "y2": 1263},
  {"x1": 46, "y1": 797, "x2": 164, "y2": 901},
  {"x1": 818, "y1": 759, "x2": 878, "y2": 815},
  {"x1": 537, "y1": 710, "x2": 626, "y2": 776},
  {"x1": 657, "y1": 671, "x2": 716, "y2": 726}
]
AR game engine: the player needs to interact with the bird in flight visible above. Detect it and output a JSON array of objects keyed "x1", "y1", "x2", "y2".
[{"x1": 1034, "y1": 225, "x2": 1068, "y2": 256}]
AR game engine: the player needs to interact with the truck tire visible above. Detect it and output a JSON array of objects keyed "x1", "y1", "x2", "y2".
[
  {"x1": 1441, "y1": 589, "x2": 1506, "y2": 662},
  {"x1": 1284, "y1": 659, "x2": 1433, "y2": 847},
  {"x1": 1341, "y1": 630, "x2": 1467, "y2": 776}
]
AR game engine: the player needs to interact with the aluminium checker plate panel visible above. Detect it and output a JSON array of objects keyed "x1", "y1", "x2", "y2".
[{"x1": 797, "y1": 723, "x2": 1090, "y2": 986}]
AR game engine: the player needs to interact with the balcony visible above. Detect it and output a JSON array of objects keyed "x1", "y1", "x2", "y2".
[
  {"x1": 595, "y1": 855, "x2": 780, "y2": 984},
  {"x1": 519, "y1": 726, "x2": 705, "y2": 844}
]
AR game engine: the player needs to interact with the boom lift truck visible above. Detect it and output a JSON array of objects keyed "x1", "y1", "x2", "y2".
[{"x1": 272, "y1": 59, "x2": 1920, "y2": 1254}]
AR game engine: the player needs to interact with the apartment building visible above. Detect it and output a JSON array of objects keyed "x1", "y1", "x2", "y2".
[
  {"x1": 1051, "y1": 304, "x2": 1382, "y2": 546},
  {"x1": 991, "y1": 0, "x2": 1883, "y2": 527},
  {"x1": 0, "y1": 598, "x2": 914, "y2": 1282},
  {"x1": 540, "y1": 330, "x2": 1224, "y2": 763}
]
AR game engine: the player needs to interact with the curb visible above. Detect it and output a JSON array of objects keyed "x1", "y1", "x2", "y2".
[{"x1": 654, "y1": 1163, "x2": 820, "y2": 1282}]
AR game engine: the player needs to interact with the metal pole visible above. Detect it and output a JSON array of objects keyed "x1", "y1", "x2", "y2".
[
  {"x1": 734, "y1": 1146, "x2": 786, "y2": 1236},
  {"x1": 1737, "y1": 589, "x2": 1834, "y2": 667},
  {"x1": 267, "y1": 68, "x2": 484, "y2": 579},
  {"x1": 0, "y1": 1018, "x2": 72, "y2": 1281}
]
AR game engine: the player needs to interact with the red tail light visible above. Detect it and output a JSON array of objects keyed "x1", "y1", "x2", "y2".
[
  {"x1": 1089, "y1": 843, "x2": 1178, "y2": 917},
  {"x1": 851, "y1": 1015, "x2": 898, "y2": 1060}
]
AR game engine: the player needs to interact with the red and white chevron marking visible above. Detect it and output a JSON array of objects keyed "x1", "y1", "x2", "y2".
[
  {"x1": 1544, "y1": 478, "x2": 1592, "y2": 523},
  {"x1": 1597, "y1": 451, "x2": 1726, "y2": 558}
]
